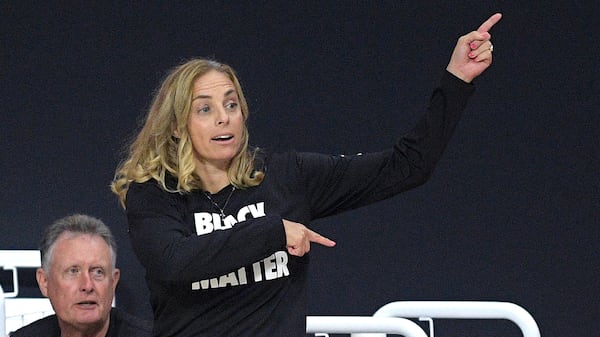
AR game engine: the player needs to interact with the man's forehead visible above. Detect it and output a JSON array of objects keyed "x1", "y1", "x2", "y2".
[{"x1": 53, "y1": 233, "x2": 111, "y2": 257}]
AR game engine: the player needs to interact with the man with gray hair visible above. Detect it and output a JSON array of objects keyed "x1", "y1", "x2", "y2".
[{"x1": 10, "y1": 214, "x2": 151, "y2": 337}]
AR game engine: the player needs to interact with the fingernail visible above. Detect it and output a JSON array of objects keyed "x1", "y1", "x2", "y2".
[
  {"x1": 470, "y1": 42, "x2": 477, "y2": 49},
  {"x1": 468, "y1": 52, "x2": 475, "y2": 58}
]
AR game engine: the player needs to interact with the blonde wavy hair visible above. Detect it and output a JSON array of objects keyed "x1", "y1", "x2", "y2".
[{"x1": 111, "y1": 59, "x2": 264, "y2": 208}]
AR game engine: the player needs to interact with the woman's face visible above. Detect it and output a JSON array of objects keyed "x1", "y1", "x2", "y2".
[{"x1": 186, "y1": 70, "x2": 244, "y2": 169}]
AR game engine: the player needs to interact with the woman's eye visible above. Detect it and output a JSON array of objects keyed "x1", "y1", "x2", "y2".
[
  {"x1": 197, "y1": 105, "x2": 210, "y2": 114},
  {"x1": 225, "y1": 102, "x2": 238, "y2": 110}
]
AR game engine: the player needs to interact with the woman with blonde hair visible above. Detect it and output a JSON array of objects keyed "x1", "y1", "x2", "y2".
[
  {"x1": 112, "y1": 13, "x2": 501, "y2": 337},
  {"x1": 112, "y1": 60, "x2": 261, "y2": 202}
]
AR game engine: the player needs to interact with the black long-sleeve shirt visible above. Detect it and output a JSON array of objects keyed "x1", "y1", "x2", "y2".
[
  {"x1": 125, "y1": 71, "x2": 475, "y2": 337},
  {"x1": 10, "y1": 308, "x2": 152, "y2": 337}
]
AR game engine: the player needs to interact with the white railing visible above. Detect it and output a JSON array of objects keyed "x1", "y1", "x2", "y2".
[
  {"x1": 307, "y1": 316, "x2": 427, "y2": 337},
  {"x1": 352, "y1": 301, "x2": 540, "y2": 337},
  {"x1": 0, "y1": 250, "x2": 42, "y2": 299},
  {"x1": 1, "y1": 285, "x2": 5, "y2": 337},
  {"x1": 1, "y1": 250, "x2": 55, "y2": 335}
]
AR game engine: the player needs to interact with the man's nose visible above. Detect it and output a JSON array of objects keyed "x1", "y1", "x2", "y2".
[{"x1": 79, "y1": 273, "x2": 94, "y2": 293}]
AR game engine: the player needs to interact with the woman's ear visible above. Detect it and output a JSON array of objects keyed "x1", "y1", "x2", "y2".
[{"x1": 172, "y1": 122, "x2": 180, "y2": 138}]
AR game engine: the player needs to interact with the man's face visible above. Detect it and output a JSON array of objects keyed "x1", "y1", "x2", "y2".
[{"x1": 37, "y1": 233, "x2": 120, "y2": 332}]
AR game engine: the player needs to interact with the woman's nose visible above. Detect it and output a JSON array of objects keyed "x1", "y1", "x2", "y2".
[{"x1": 216, "y1": 107, "x2": 229, "y2": 125}]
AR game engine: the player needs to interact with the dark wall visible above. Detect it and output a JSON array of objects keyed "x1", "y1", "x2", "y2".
[{"x1": 2, "y1": 2, "x2": 598, "y2": 336}]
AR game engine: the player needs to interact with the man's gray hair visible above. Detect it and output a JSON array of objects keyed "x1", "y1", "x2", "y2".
[{"x1": 40, "y1": 214, "x2": 117, "y2": 270}]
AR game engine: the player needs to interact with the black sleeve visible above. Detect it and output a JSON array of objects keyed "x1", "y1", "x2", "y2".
[
  {"x1": 298, "y1": 71, "x2": 476, "y2": 218},
  {"x1": 125, "y1": 182, "x2": 287, "y2": 282},
  {"x1": 108, "y1": 308, "x2": 153, "y2": 337},
  {"x1": 9, "y1": 315, "x2": 61, "y2": 337}
]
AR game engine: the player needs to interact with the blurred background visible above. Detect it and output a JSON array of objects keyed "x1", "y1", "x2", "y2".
[{"x1": 2, "y1": 1, "x2": 598, "y2": 336}]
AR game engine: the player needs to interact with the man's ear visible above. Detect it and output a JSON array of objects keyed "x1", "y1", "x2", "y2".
[
  {"x1": 36, "y1": 268, "x2": 49, "y2": 297},
  {"x1": 113, "y1": 268, "x2": 121, "y2": 288}
]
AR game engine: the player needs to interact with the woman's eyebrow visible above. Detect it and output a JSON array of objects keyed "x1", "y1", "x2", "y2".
[
  {"x1": 224, "y1": 88, "x2": 237, "y2": 97},
  {"x1": 192, "y1": 94, "x2": 211, "y2": 101}
]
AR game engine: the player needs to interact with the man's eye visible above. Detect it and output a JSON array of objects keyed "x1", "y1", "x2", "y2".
[
  {"x1": 65, "y1": 267, "x2": 80, "y2": 277},
  {"x1": 91, "y1": 268, "x2": 106, "y2": 280}
]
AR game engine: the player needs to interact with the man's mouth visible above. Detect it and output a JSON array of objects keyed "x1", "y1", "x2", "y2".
[{"x1": 77, "y1": 301, "x2": 98, "y2": 307}]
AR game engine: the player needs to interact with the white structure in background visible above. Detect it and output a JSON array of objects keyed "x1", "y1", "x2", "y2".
[
  {"x1": 0, "y1": 250, "x2": 54, "y2": 336},
  {"x1": 1, "y1": 284, "x2": 5, "y2": 336},
  {"x1": 350, "y1": 301, "x2": 540, "y2": 337},
  {"x1": 307, "y1": 316, "x2": 428, "y2": 337}
]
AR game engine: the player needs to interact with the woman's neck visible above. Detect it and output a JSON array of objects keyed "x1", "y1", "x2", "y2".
[
  {"x1": 196, "y1": 163, "x2": 231, "y2": 193},
  {"x1": 203, "y1": 179, "x2": 230, "y2": 194}
]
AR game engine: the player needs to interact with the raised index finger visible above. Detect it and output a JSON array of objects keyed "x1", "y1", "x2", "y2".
[
  {"x1": 309, "y1": 230, "x2": 336, "y2": 247},
  {"x1": 477, "y1": 13, "x2": 502, "y2": 33}
]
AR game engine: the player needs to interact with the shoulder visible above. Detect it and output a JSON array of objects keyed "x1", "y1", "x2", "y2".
[
  {"x1": 255, "y1": 148, "x2": 307, "y2": 170},
  {"x1": 128, "y1": 178, "x2": 165, "y2": 196},
  {"x1": 9, "y1": 315, "x2": 60, "y2": 337},
  {"x1": 259, "y1": 148, "x2": 350, "y2": 176},
  {"x1": 109, "y1": 308, "x2": 153, "y2": 337},
  {"x1": 126, "y1": 177, "x2": 182, "y2": 211}
]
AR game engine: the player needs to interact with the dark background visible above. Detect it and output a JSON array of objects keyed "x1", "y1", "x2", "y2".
[{"x1": 2, "y1": 1, "x2": 598, "y2": 336}]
